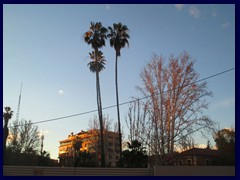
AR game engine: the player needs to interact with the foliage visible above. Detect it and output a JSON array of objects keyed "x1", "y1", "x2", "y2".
[
  {"x1": 5, "y1": 118, "x2": 56, "y2": 166},
  {"x1": 213, "y1": 128, "x2": 235, "y2": 165},
  {"x1": 5, "y1": 118, "x2": 54, "y2": 166},
  {"x1": 107, "y1": 22, "x2": 130, "y2": 57},
  {"x1": 38, "y1": 150, "x2": 53, "y2": 166},
  {"x1": 88, "y1": 51, "x2": 106, "y2": 73},
  {"x1": 7, "y1": 119, "x2": 40, "y2": 154},
  {"x1": 72, "y1": 136, "x2": 82, "y2": 166},
  {"x1": 75, "y1": 151, "x2": 98, "y2": 167},
  {"x1": 73, "y1": 136, "x2": 82, "y2": 152},
  {"x1": 6, "y1": 148, "x2": 56, "y2": 166},
  {"x1": 118, "y1": 140, "x2": 148, "y2": 168},
  {"x1": 84, "y1": 22, "x2": 108, "y2": 50}
]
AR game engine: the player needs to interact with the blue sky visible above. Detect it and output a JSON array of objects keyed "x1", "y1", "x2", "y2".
[{"x1": 3, "y1": 4, "x2": 235, "y2": 159}]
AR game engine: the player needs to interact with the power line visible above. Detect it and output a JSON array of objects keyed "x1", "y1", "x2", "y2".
[
  {"x1": 136, "y1": 67, "x2": 235, "y2": 102},
  {"x1": 10, "y1": 67, "x2": 235, "y2": 127}
]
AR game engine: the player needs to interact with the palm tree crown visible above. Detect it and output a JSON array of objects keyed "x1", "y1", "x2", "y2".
[
  {"x1": 84, "y1": 22, "x2": 108, "y2": 50},
  {"x1": 107, "y1": 22, "x2": 130, "y2": 57},
  {"x1": 88, "y1": 51, "x2": 106, "y2": 73},
  {"x1": 3, "y1": 106, "x2": 13, "y2": 127}
]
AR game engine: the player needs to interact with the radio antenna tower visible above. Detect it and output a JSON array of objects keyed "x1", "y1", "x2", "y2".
[
  {"x1": 15, "y1": 83, "x2": 23, "y2": 122},
  {"x1": 40, "y1": 132, "x2": 44, "y2": 155}
]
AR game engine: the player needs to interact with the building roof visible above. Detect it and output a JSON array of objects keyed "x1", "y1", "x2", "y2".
[
  {"x1": 179, "y1": 147, "x2": 219, "y2": 157},
  {"x1": 59, "y1": 129, "x2": 119, "y2": 143},
  {"x1": 59, "y1": 139, "x2": 72, "y2": 143}
]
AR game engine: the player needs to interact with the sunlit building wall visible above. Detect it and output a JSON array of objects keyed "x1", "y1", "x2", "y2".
[{"x1": 58, "y1": 130, "x2": 120, "y2": 167}]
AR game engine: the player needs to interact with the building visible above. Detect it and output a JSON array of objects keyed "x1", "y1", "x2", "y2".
[
  {"x1": 58, "y1": 129, "x2": 120, "y2": 167},
  {"x1": 175, "y1": 146, "x2": 220, "y2": 166}
]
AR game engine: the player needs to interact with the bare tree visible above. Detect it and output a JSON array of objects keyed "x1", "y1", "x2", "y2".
[
  {"x1": 7, "y1": 119, "x2": 40, "y2": 155},
  {"x1": 178, "y1": 135, "x2": 195, "y2": 151},
  {"x1": 125, "y1": 100, "x2": 149, "y2": 149},
  {"x1": 88, "y1": 114, "x2": 119, "y2": 166},
  {"x1": 88, "y1": 114, "x2": 116, "y2": 135},
  {"x1": 127, "y1": 52, "x2": 215, "y2": 165}
]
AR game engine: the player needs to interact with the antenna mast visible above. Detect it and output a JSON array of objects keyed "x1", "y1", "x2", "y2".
[
  {"x1": 15, "y1": 83, "x2": 23, "y2": 122},
  {"x1": 41, "y1": 133, "x2": 44, "y2": 155}
]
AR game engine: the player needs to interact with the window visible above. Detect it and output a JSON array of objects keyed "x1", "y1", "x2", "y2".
[
  {"x1": 178, "y1": 160, "x2": 183, "y2": 166},
  {"x1": 187, "y1": 159, "x2": 192, "y2": 166},
  {"x1": 108, "y1": 148, "x2": 113, "y2": 152},
  {"x1": 205, "y1": 159, "x2": 210, "y2": 165}
]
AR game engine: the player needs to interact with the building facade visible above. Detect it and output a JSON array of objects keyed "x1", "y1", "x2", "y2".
[
  {"x1": 175, "y1": 147, "x2": 220, "y2": 166},
  {"x1": 58, "y1": 129, "x2": 120, "y2": 167}
]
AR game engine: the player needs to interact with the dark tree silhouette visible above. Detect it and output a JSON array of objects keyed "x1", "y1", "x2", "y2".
[
  {"x1": 214, "y1": 128, "x2": 235, "y2": 165},
  {"x1": 72, "y1": 136, "x2": 82, "y2": 166},
  {"x1": 5, "y1": 119, "x2": 50, "y2": 166},
  {"x1": 119, "y1": 140, "x2": 148, "y2": 168},
  {"x1": 3, "y1": 106, "x2": 13, "y2": 165}
]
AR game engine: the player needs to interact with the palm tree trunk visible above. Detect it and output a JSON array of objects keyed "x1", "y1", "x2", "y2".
[
  {"x1": 94, "y1": 48, "x2": 105, "y2": 167},
  {"x1": 115, "y1": 55, "x2": 122, "y2": 167},
  {"x1": 96, "y1": 72, "x2": 105, "y2": 167},
  {"x1": 96, "y1": 70, "x2": 105, "y2": 167},
  {"x1": 3, "y1": 126, "x2": 8, "y2": 165},
  {"x1": 3, "y1": 118, "x2": 10, "y2": 165}
]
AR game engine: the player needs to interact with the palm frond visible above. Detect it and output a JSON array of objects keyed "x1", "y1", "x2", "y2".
[
  {"x1": 84, "y1": 21, "x2": 108, "y2": 50},
  {"x1": 107, "y1": 22, "x2": 130, "y2": 57},
  {"x1": 88, "y1": 50, "x2": 106, "y2": 73}
]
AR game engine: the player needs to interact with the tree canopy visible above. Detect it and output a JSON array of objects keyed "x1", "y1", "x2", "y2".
[
  {"x1": 119, "y1": 140, "x2": 148, "y2": 168},
  {"x1": 214, "y1": 128, "x2": 235, "y2": 165}
]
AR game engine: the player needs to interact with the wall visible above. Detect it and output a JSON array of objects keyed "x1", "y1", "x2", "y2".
[
  {"x1": 3, "y1": 166, "x2": 150, "y2": 176},
  {"x1": 3, "y1": 165, "x2": 235, "y2": 176},
  {"x1": 153, "y1": 166, "x2": 235, "y2": 176}
]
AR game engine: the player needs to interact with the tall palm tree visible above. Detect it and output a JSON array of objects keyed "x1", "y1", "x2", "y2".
[
  {"x1": 84, "y1": 22, "x2": 107, "y2": 167},
  {"x1": 107, "y1": 23, "x2": 130, "y2": 166},
  {"x1": 3, "y1": 106, "x2": 14, "y2": 165}
]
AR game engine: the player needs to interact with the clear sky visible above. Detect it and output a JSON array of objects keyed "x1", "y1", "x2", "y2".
[{"x1": 3, "y1": 4, "x2": 235, "y2": 159}]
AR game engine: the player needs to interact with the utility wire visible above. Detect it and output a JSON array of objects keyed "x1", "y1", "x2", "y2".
[{"x1": 10, "y1": 67, "x2": 235, "y2": 127}]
